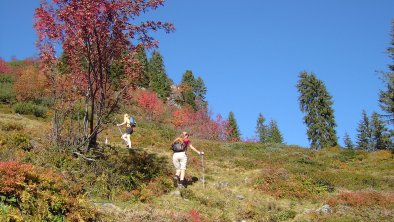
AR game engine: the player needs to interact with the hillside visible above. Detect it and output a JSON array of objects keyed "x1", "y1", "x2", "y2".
[{"x1": 0, "y1": 105, "x2": 393, "y2": 222}]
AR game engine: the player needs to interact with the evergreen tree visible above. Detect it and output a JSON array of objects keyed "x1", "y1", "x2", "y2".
[
  {"x1": 256, "y1": 113, "x2": 269, "y2": 143},
  {"x1": 194, "y1": 76, "x2": 208, "y2": 110},
  {"x1": 379, "y1": 20, "x2": 394, "y2": 125},
  {"x1": 371, "y1": 112, "x2": 391, "y2": 150},
  {"x1": 227, "y1": 111, "x2": 241, "y2": 142},
  {"x1": 343, "y1": 132, "x2": 354, "y2": 149},
  {"x1": 356, "y1": 110, "x2": 373, "y2": 150},
  {"x1": 135, "y1": 45, "x2": 149, "y2": 88},
  {"x1": 180, "y1": 70, "x2": 196, "y2": 109},
  {"x1": 148, "y1": 50, "x2": 172, "y2": 99},
  {"x1": 268, "y1": 119, "x2": 284, "y2": 144},
  {"x1": 296, "y1": 71, "x2": 338, "y2": 150}
]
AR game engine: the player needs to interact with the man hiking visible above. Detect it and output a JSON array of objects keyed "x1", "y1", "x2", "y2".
[
  {"x1": 172, "y1": 131, "x2": 204, "y2": 188},
  {"x1": 117, "y1": 113, "x2": 135, "y2": 149}
]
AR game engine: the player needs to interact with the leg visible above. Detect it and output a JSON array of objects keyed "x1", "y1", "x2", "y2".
[{"x1": 126, "y1": 134, "x2": 131, "y2": 148}]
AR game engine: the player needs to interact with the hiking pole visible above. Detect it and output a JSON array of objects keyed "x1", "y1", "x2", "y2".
[
  {"x1": 201, "y1": 154, "x2": 205, "y2": 189},
  {"x1": 115, "y1": 118, "x2": 128, "y2": 146}
]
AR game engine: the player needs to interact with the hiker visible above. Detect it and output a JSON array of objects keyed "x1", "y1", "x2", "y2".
[
  {"x1": 172, "y1": 131, "x2": 204, "y2": 188},
  {"x1": 117, "y1": 113, "x2": 134, "y2": 148}
]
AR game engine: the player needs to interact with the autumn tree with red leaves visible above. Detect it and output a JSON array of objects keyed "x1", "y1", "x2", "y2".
[
  {"x1": 136, "y1": 89, "x2": 165, "y2": 121},
  {"x1": 34, "y1": 0, "x2": 174, "y2": 150}
]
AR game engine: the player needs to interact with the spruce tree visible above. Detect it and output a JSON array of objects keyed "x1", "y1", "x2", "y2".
[
  {"x1": 227, "y1": 111, "x2": 241, "y2": 142},
  {"x1": 356, "y1": 110, "x2": 373, "y2": 150},
  {"x1": 268, "y1": 119, "x2": 284, "y2": 144},
  {"x1": 256, "y1": 113, "x2": 269, "y2": 143},
  {"x1": 194, "y1": 76, "x2": 208, "y2": 110},
  {"x1": 371, "y1": 112, "x2": 391, "y2": 150},
  {"x1": 135, "y1": 45, "x2": 149, "y2": 88},
  {"x1": 343, "y1": 132, "x2": 354, "y2": 149},
  {"x1": 296, "y1": 71, "x2": 338, "y2": 150},
  {"x1": 148, "y1": 50, "x2": 172, "y2": 99},
  {"x1": 379, "y1": 20, "x2": 394, "y2": 125},
  {"x1": 180, "y1": 70, "x2": 196, "y2": 109}
]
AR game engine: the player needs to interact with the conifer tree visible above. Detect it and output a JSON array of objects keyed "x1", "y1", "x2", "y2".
[
  {"x1": 256, "y1": 113, "x2": 269, "y2": 143},
  {"x1": 356, "y1": 110, "x2": 372, "y2": 150},
  {"x1": 135, "y1": 45, "x2": 149, "y2": 88},
  {"x1": 379, "y1": 20, "x2": 394, "y2": 125},
  {"x1": 148, "y1": 50, "x2": 172, "y2": 99},
  {"x1": 297, "y1": 71, "x2": 337, "y2": 150},
  {"x1": 268, "y1": 119, "x2": 284, "y2": 144},
  {"x1": 180, "y1": 70, "x2": 196, "y2": 109},
  {"x1": 371, "y1": 112, "x2": 391, "y2": 150},
  {"x1": 343, "y1": 132, "x2": 354, "y2": 149},
  {"x1": 227, "y1": 111, "x2": 241, "y2": 142},
  {"x1": 194, "y1": 76, "x2": 208, "y2": 110}
]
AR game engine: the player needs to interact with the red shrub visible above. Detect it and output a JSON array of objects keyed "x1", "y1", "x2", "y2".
[
  {"x1": 0, "y1": 161, "x2": 32, "y2": 193},
  {"x1": 327, "y1": 191, "x2": 394, "y2": 208},
  {"x1": 136, "y1": 89, "x2": 165, "y2": 121},
  {"x1": 0, "y1": 57, "x2": 11, "y2": 74},
  {"x1": 188, "y1": 209, "x2": 201, "y2": 222},
  {"x1": 14, "y1": 65, "x2": 47, "y2": 101}
]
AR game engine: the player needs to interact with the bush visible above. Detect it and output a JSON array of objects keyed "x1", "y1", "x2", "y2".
[
  {"x1": 0, "y1": 161, "x2": 98, "y2": 221},
  {"x1": 13, "y1": 102, "x2": 47, "y2": 117},
  {"x1": 0, "y1": 120, "x2": 23, "y2": 131},
  {"x1": 0, "y1": 83, "x2": 15, "y2": 104},
  {"x1": 0, "y1": 74, "x2": 14, "y2": 83}
]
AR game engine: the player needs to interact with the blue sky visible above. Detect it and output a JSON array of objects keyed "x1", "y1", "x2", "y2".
[{"x1": 0, "y1": 1, "x2": 393, "y2": 147}]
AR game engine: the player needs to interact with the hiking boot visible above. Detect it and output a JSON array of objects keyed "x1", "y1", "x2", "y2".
[{"x1": 173, "y1": 176, "x2": 179, "y2": 187}]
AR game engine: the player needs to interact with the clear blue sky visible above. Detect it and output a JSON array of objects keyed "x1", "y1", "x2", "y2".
[{"x1": 1, "y1": 1, "x2": 393, "y2": 147}]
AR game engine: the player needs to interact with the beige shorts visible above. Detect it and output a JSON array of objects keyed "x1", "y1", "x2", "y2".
[{"x1": 172, "y1": 152, "x2": 187, "y2": 170}]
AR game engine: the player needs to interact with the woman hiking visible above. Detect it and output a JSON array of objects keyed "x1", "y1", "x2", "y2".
[
  {"x1": 172, "y1": 131, "x2": 204, "y2": 188},
  {"x1": 117, "y1": 114, "x2": 134, "y2": 149}
]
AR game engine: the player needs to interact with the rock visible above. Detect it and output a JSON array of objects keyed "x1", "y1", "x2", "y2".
[
  {"x1": 317, "y1": 204, "x2": 332, "y2": 214},
  {"x1": 170, "y1": 190, "x2": 181, "y2": 196},
  {"x1": 236, "y1": 194, "x2": 245, "y2": 200},
  {"x1": 216, "y1": 181, "x2": 229, "y2": 189}
]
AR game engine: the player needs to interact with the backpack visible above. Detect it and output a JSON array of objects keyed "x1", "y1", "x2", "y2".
[
  {"x1": 171, "y1": 141, "x2": 185, "y2": 152},
  {"x1": 129, "y1": 117, "x2": 136, "y2": 127}
]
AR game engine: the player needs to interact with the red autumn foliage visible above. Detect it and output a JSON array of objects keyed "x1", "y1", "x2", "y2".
[
  {"x1": 0, "y1": 57, "x2": 11, "y2": 74},
  {"x1": 136, "y1": 89, "x2": 165, "y2": 121},
  {"x1": 327, "y1": 191, "x2": 394, "y2": 208},
  {"x1": 0, "y1": 161, "x2": 33, "y2": 193},
  {"x1": 172, "y1": 107, "x2": 228, "y2": 140},
  {"x1": 188, "y1": 209, "x2": 202, "y2": 222}
]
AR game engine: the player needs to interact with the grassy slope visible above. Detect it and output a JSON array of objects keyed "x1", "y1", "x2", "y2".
[{"x1": 1, "y1": 106, "x2": 393, "y2": 222}]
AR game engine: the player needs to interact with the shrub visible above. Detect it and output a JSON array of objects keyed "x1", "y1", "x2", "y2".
[
  {"x1": 13, "y1": 102, "x2": 47, "y2": 117},
  {"x1": 9, "y1": 132, "x2": 32, "y2": 151},
  {"x1": 0, "y1": 74, "x2": 14, "y2": 83},
  {"x1": 0, "y1": 83, "x2": 16, "y2": 104},
  {"x1": 0, "y1": 120, "x2": 23, "y2": 131},
  {"x1": 0, "y1": 161, "x2": 97, "y2": 221},
  {"x1": 327, "y1": 191, "x2": 394, "y2": 208}
]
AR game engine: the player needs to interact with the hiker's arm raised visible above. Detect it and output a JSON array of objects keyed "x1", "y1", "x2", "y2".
[
  {"x1": 189, "y1": 144, "x2": 204, "y2": 155},
  {"x1": 117, "y1": 120, "x2": 126, "y2": 126}
]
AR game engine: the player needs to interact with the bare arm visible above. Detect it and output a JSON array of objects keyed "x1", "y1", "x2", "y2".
[
  {"x1": 189, "y1": 143, "x2": 204, "y2": 155},
  {"x1": 117, "y1": 119, "x2": 127, "y2": 126}
]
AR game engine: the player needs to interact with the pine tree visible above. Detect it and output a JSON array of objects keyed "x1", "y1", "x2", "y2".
[
  {"x1": 296, "y1": 71, "x2": 338, "y2": 150},
  {"x1": 371, "y1": 112, "x2": 391, "y2": 150},
  {"x1": 148, "y1": 50, "x2": 172, "y2": 99},
  {"x1": 256, "y1": 113, "x2": 269, "y2": 143},
  {"x1": 343, "y1": 132, "x2": 354, "y2": 149},
  {"x1": 227, "y1": 111, "x2": 241, "y2": 142},
  {"x1": 268, "y1": 119, "x2": 284, "y2": 144},
  {"x1": 135, "y1": 45, "x2": 149, "y2": 88},
  {"x1": 180, "y1": 70, "x2": 196, "y2": 109},
  {"x1": 194, "y1": 77, "x2": 208, "y2": 110},
  {"x1": 356, "y1": 110, "x2": 373, "y2": 150}
]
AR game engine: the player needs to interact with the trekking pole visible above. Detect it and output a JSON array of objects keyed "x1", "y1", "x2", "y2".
[
  {"x1": 115, "y1": 118, "x2": 128, "y2": 146},
  {"x1": 201, "y1": 154, "x2": 205, "y2": 188}
]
